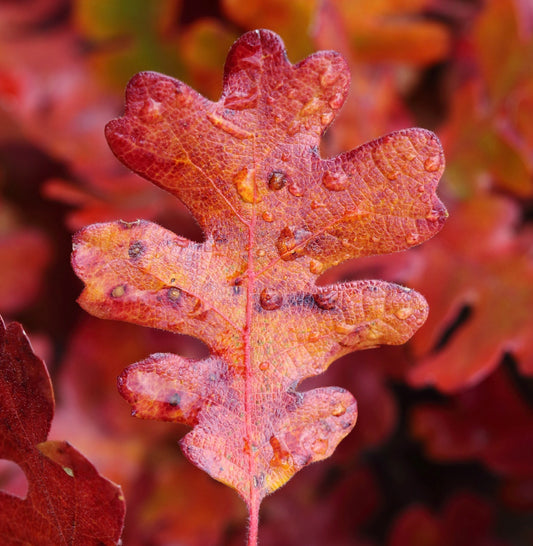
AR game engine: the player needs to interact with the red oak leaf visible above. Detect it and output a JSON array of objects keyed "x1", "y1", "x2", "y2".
[
  {"x1": 0, "y1": 315, "x2": 125, "y2": 545},
  {"x1": 407, "y1": 195, "x2": 533, "y2": 391},
  {"x1": 411, "y1": 367, "x2": 533, "y2": 478},
  {"x1": 72, "y1": 30, "x2": 446, "y2": 541},
  {"x1": 0, "y1": 203, "x2": 50, "y2": 314},
  {"x1": 388, "y1": 491, "x2": 510, "y2": 546}
]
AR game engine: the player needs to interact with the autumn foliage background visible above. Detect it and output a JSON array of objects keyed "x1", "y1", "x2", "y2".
[{"x1": 1, "y1": 0, "x2": 533, "y2": 544}]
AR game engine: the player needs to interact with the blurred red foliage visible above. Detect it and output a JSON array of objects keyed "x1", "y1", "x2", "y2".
[{"x1": 0, "y1": 0, "x2": 532, "y2": 544}]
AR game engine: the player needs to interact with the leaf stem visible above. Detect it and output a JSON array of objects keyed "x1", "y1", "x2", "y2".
[{"x1": 247, "y1": 500, "x2": 260, "y2": 546}]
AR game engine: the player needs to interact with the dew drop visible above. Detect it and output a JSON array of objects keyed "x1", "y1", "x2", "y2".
[
  {"x1": 259, "y1": 288, "x2": 283, "y2": 310},
  {"x1": 311, "y1": 200, "x2": 326, "y2": 210},
  {"x1": 167, "y1": 287, "x2": 181, "y2": 302},
  {"x1": 188, "y1": 297, "x2": 204, "y2": 317},
  {"x1": 224, "y1": 89, "x2": 258, "y2": 110},
  {"x1": 314, "y1": 290, "x2": 337, "y2": 310},
  {"x1": 395, "y1": 307, "x2": 413, "y2": 320},
  {"x1": 276, "y1": 227, "x2": 312, "y2": 261},
  {"x1": 387, "y1": 171, "x2": 399, "y2": 181},
  {"x1": 257, "y1": 249, "x2": 266, "y2": 257},
  {"x1": 332, "y1": 403, "x2": 346, "y2": 417},
  {"x1": 320, "y1": 66, "x2": 338, "y2": 88},
  {"x1": 335, "y1": 322, "x2": 354, "y2": 335},
  {"x1": 328, "y1": 92, "x2": 344, "y2": 109},
  {"x1": 341, "y1": 238, "x2": 351, "y2": 248},
  {"x1": 287, "y1": 121, "x2": 300, "y2": 136},
  {"x1": 175, "y1": 236, "x2": 189, "y2": 248},
  {"x1": 311, "y1": 438, "x2": 329, "y2": 455},
  {"x1": 309, "y1": 259, "x2": 325, "y2": 275},
  {"x1": 417, "y1": 184, "x2": 425, "y2": 193},
  {"x1": 424, "y1": 154, "x2": 441, "y2": 172},
  {"x1": 281, "y1": 152, "x2": 290, "y2": 162},
  {"x1": 426, "y1": 208, "x2": 442, "y2": 222},
  {"x1": 322, "y1": 171, "x2": 348, "y2": 191},
  {"x1": 259, "y1": 361, "x2": 269, "y2": 371},
  {"x1": 321, "y1": 111, "x2": 334, "y2": 125},
  {"x1": 111, "y1": 285, "x2": 125, "y2": 298},
  {"x1": 288, "y1": 181, "x2": 304, "y2": 197},
  {"x1": 268, "y1": 171, "x2": 287, "y2": 191},
  {"x1": 406, "y1": 232, "x2": 420, "y2": 245},
  {"x1": 262, "y1": 211, "x2": 274, "y2": 222},
  {"x1": 300, "y1": 97, "x2": 322, "y2": 117},
  {"x1": 233, "y1": 167, "x2": 258, "y2": 203},
  {"x1": 140, "y1": 98, "x2": 162, "y2": 121},
  {"x1": 269, "y1": 436, "x2": 292, "y2": 469}
]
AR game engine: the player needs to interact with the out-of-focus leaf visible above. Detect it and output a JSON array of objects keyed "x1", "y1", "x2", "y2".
[
  {"x1": 0, "y1": 315, "x2": 125, "y2": 545},
  {"x1": 411, "y1": 367, "x2": 533, "y2": 477},
  {"x1": 388, "y1": 491, "x2": 510, "y2": 546},
  {"x1": 223, "y1": 0, "x2": 450, "y2": 66},
  {"x1": 440, "y1": 0, "x2": 533, "y2": 197},
  {"x1": 73, "y1": 0, "x2": 185, "y2": 92},
  {"x1": 407, "y1": 195, "x2": 533, "y2": 391},
  {"x1": 0, "y1": 203, "x2": 50, "y2": 314}
]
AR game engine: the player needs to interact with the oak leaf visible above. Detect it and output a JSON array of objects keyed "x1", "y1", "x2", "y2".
[
  {"x1": 407, "y1": 195, "x2": 533, "y2": 391},
  {"x1": 0, "y1": 315, "x2": 125, "y2": 545},
  {"x1": 72, "y1": 29, "x2": 446, "y2": 536},
  {"x1": 411, "y1": 367, "x2": 533, "y2": 478},
  {"x1": 222, "y1": 0, "x2": 450, "y2": 65},
  {"x1": 389, "y1": 492, "x2": 510, "y2": 546}
]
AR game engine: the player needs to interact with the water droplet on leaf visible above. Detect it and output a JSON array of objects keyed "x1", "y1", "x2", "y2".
[
  {"x1": 321, "y1": 111, "x2": 334, "y2": 125},
  {"x1": 260, "y1": 288, "x2": 283, "y2": 310},
  {"x1": 395, "y1": 307, "x2": 413, "y2": 320},
  {"x1": 322, "y1": 171, "x2": 348, "y2": 191},
  {"x1": 288, "y1": 181, "x2": 304, "y2": 197},
  {"x1": 426, "y1": 209, "x2": 442, "y2": 222},
  {"x1": 309, "y1": 259, "x2": 325, "y2": 275},
  {"x1": 268, "y1": 171, "x2": 287, "y2": 190},
  {"x1": 287, "y1": 121, "x2": 300, "y2": 136},
  {"x1": 269, "y1": 436, "x2": 292, "y2": 469},
  {"x1": 328, "y1": 92, "x2": 344, "y2": 109},
  {"x1": 276, "y1": 227, "x2": 312, "y2": 260},
  {"x1": 300, "y1": 97, "x2": 321, "y2": 117},
  {"x1": 424, "y1": 154, "x2": 441, "y2": 172},
  {"x1": 314, "y1": 290, "x2": 337, "y2": 310},
  {"x1": 111, "y1": 285, "x2": 126, "y2": 298},
  {"x1": 168, "y1": 287, "x2": 181, "y2": 302},
  {"x1": 335, "y1": 322, "x2": 354, "y2": 335},
  {"x1": 311, "y1": 438, "x2": 328, "y2": 455},
  {"x1": 140, "y1": 98, "x2": 162, "y2": 121},
  {"x1": 311, "y1": 200, "x2": 326, "y2": 210},
  {"x1": 234, "y1": 167, "x2": 259, "y2": 203}
]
